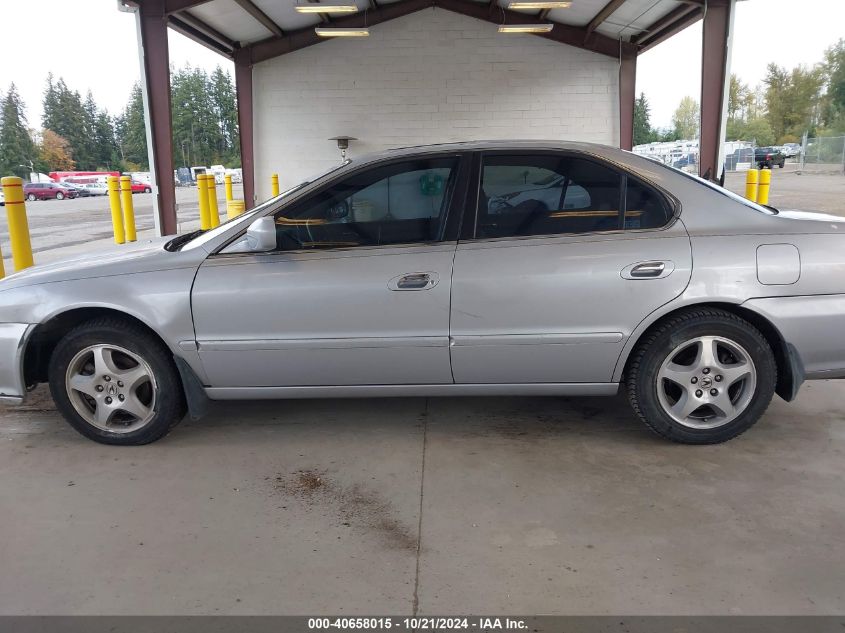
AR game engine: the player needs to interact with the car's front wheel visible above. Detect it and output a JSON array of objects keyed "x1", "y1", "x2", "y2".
[
  {"x1": 48, "y1": 319, "x2": 186, "y2": 445},
  {"x1": 27, "y1": 193, "x2": 36, "y2": 201},
  {"x1": 626, "y1": 308, "x2": 776, "y2": 444}
]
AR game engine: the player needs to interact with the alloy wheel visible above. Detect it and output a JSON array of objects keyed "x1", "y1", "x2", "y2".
[
  {"x1": 656, "y1": 336, "x2": 757, "y2": 429},
  {"x1": 65, "y1": 344, "x2": 157, "y2": 433}
]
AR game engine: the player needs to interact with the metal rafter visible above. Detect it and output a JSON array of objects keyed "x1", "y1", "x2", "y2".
[
  {"x1": 232, "y1": 0, "x2": 285, "y2": 38},
  {"x1": 164, "y1": 0, "x2": 213, "y2": 13},
  {"x1": 584, "y1": 0, "x2": 627, "y2": 38},
  {"x1": 636, "y1": 7, "x2": 703, "y2": 53},
  {"x1": 169, "y1": 11, "x2": 236, "y2": 51},
  {"x1": 631, "y1": 3, "x2": 700, "y2": 45},
  {"x1": 244, "y1": 0, "x2": 636, "y2": 64}
]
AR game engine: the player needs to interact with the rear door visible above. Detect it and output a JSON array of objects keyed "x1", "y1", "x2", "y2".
[{"x1": 449, "y1": 150, "x2": 692, "y2": 385}]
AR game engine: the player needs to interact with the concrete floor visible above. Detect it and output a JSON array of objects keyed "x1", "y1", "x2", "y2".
[{"x1": 1, "y1": 382, "x2": 843, "y2": 615}]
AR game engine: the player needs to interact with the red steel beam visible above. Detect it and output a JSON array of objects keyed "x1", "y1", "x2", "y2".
[
  {"x1": 232, "y1": 0, "x2": 284, "y2": 38},
  {"x1": 164, "y1": 0, "x2": 213, "y2": 14},
  {"x1": 699, "y1": 0, "x2": 733, "y2": 180},
  {"x1": 618, "y1": 50, "x2": 636, "y2": 150},
  {"x1": 234, "y1": 50, "x2": 256, "y2": 209},
  {"x1": 631, "y1": 3, "x2": 700, "y2": 46},
  {"x1": 138, "y1": 0, "x2": 178, "y2": 235},
  {"x1": 585, "y1": 0, "x2": 627, "y2": 38}
]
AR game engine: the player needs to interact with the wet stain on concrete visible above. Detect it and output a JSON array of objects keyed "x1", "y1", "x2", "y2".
[{"x1": 272, "y1": 468, "x2": 418, "y2": 551}]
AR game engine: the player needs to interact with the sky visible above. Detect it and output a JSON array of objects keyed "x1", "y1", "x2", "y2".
[
  {"x1": 0, "y1": 0, "x2": 843, "y2": 130},
  {"x1": 637, "y1": 0, "x2": 845, "y2": 128}
]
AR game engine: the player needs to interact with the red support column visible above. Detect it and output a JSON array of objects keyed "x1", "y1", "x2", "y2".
[
  {"x1": 235, "y1": 50, "x2": 256, "y2": 209},
  {"x1": 619, "y1": 50, "x2": 636, "y2": 151},
  {"x1": 137, "y1": 0, "x2": 178, "y2": 235},
  {"x1": 699, "y1": 0, "x2": 734, "y2": 180}
]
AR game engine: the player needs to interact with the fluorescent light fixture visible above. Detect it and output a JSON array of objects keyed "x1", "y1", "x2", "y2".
[
  {"x1": 314, "y1": 27, "x2": 370, "y2": 37},
  {"x1": 498, "y1": 23, "x2": 555, "y2": 33},
  {"x1": 296, "y1": 2, "x2": 359, "y2": 14},
  {"x1": 507, "y1": 1, "x2": 571, "y2": 8}
]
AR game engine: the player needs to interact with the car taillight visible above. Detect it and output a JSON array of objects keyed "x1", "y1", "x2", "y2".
[{"x1": 766, "y1": 153, "x2": 771, "y2": 160}]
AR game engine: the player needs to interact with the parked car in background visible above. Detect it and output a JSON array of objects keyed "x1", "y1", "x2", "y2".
[
  {"x1": 60, "y1": 182, "x2": 93, "y2": 198},
  {"x1": 23, "y1": 182, "x2": 78, "y2": 201},
  {"x1": 754, "y1": 147, "x2": 786, "y2": 169},
  {"x1": 0, "y1": 190, "x2": 4, "y2": 206},
  {"x1": 672, "y1": 154, "x2": 698, "y2": 171},
  {"x1": 129, "y1": 180, "x2": 152, "y2": 194},
  {"x1": 3, "y1": 141, "x2": 845, "y2": 447},
  {"x1": 781, "y1": 143, "x2": 800, "y2": 158},
  {"x1": 79, "y1": 182, "x2": 109, "y2": 196}
]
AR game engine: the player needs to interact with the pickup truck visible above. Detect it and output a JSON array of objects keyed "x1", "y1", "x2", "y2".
[{"x1": 755, "y1": 147, "x2": 786, "y2": 169}]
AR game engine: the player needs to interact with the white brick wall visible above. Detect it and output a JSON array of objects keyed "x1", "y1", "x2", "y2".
[{"x1": 253, "y1": 8, "x2": 620, "y2": 197}]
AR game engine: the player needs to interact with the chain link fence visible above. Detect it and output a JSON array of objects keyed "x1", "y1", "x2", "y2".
[{"x1": 800, "y1": 135, "x2": 845, "y2": 173}]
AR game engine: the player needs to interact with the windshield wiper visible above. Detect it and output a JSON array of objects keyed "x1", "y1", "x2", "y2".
[{"x1": 166, "y1": 229, "x2": 206, "y2": 252}]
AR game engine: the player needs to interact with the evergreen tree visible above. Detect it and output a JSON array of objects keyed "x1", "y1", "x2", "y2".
[
  {"x1": 633, "y1": 93, "x2": 654, "y2": 146},
  {"x1": 209, "y1": 66, "x2": 240, "y2": 166},
  {"x1": 94, "y1": 111, "x2": 120, "y2": 169},
  {"x1": 0, "y1": 83, "x2": 38, "y2": 178},
  {"x1": 117, "y1": 82, "x2": 148, "y2": 169}
]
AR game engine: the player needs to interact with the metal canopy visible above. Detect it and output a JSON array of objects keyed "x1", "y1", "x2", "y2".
[{"x1": 155, "y1": 0, "x2": 707, "y2": 61}]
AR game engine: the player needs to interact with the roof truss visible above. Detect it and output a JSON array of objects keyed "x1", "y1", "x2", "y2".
[{"x1": 155, "y1": 0, "x2": 700, "y2": 64}]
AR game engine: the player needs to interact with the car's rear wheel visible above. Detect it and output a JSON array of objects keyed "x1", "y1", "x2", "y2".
[
  {"x1": 626, "y1": 308, "x2": 776, "y2": 444},
  {"x1": 48, "y1": 319, "x2": 186, "y2": 445},
  {"x1": 56, "y1": 192, "x2": 65, "y2": 200},
  {"x1": 27, "y1": 193, "x2": 36, "y2": 201},
  {"x1": 144, "y1": 186, "x2": 151, "y2": 193}
]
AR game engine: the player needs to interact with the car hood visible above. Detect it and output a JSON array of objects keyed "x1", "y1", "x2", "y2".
[{"x1": 0, "y1": 236, "x2": 204, "y2": 291}]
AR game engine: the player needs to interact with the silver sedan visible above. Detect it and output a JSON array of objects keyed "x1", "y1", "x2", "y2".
[{"x1": 1, "y1": 141, "x2": 843, "y2": 445}]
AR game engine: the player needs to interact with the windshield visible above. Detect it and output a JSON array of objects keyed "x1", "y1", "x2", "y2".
[
  {"x1": 174, "y1": 160, "x2": 351, "y2": 251},
  {"x1": 646, "y1": 158, "x2": 776, "y2": 215}
]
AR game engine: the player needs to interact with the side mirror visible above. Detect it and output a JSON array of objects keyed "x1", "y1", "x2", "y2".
[
  {"x1": 244, "y1": 216, "x2": 277, "y2": 251},
  {"x1": 222, "y1": 216, "x2": 276, "y2": 253}
]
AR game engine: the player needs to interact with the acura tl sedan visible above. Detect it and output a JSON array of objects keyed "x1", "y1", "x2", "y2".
[{"x1": 1, "y1": 141, "x2": 843, "y2": 445}]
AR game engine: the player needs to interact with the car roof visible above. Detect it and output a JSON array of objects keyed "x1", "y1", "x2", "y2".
[{"x1": 370, "y1": 139, "x2": 613, "y2": 157}]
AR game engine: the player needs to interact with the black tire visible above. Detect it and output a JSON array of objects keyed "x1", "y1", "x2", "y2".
[
  {"x1": 56, "y1": 192, "x2": 64, "y2": 200},
  {"x1": 144, "y1": 187, "x2": 151, "y2": 193},
  {"x1": 778, "y1": 161, "x2": 784, "y2": 168},
  {"x1": 625, "y1": 308, "x2": 777, "y2": 444},
  {"x1": 27, "y1": 193, "x2": 36, "y2": 201},
  {"x1": 48, "y1": 318, "x2": 186, "y2": 445}
]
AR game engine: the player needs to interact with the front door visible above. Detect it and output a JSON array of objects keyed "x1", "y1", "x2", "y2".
[
  {"x1": 191, "y1": 154, "x2": 466, "y2": 388},
  {"x1": 449, "y1": 151, "x2": 692, "y2": 384}
]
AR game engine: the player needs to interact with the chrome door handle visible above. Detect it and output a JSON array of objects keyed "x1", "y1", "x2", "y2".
[
  {"x1": 398, "y1": 273, "x2": 430, "y2": 289},
  {"x1": 388, "y1": 272, "x2": 439, "y2": 291},
  {"x1": 621, "y1": 261, "x2": 674, "y2": 280},
  {"x1": 631, "y1": 262, "x2": 665, "y2": 277}
]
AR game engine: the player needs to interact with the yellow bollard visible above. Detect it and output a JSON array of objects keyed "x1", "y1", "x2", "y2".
[
  {"x1": 197, "y1": 174, "x2": 211, "y2": 230},
  {"x1": 119, "y1": 176, "x2": 137, "y2": 242},
  {"x1": 224, "y1": 174, "x2": 233, "y2": 202},
  {"x1": 271, "y1": 173, "x2": 279, "y2": 197},
  {"x1": 1, "y1": 176, "x2": 34, "y2": 271},
  {"x1": 744, "y1": 168, "x2": 759, "y2": 203},
  {"x1": 107, "y1": 176, "x2": 126, "y2": 244},
  {"x1": 206, "y1": 174, "x2": 221, "y2": 228},
  {"x1": 226, "y1": 200, "x2": 246, "y2": 219},
  {"x1": 757, "y1": 168, "x2": 771, "y2": 206}
]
